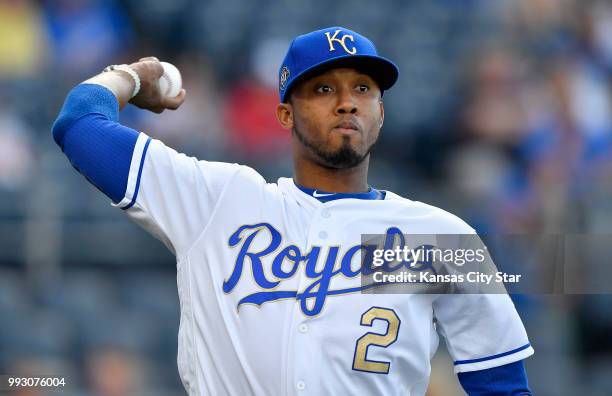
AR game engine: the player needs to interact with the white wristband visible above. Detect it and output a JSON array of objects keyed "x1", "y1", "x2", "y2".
[{"x1": 103, "y1": 64, "x2": 141, "y2": 99}]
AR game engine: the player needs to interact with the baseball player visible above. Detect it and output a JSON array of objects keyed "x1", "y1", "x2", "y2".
[{"x1": 52, "y1": 27, "x2": 533, "y2": 395}]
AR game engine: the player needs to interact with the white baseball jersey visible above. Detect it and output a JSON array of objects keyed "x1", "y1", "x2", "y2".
[{"x1": 114, "y1": 132, "x2": 534, "y2": 396}]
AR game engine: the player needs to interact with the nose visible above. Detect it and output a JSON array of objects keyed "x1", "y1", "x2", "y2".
[{"x1": 335, "y1": 89, "x2": 358, "y2": 115}]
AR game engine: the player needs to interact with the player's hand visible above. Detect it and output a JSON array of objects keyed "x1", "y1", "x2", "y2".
[{"x1": 128, "y1": 57, "x2": 186, "y2": 114}]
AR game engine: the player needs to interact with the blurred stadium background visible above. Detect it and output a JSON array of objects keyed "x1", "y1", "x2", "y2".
[{"x1": 0, "y1": 0, "x2": 611, "y2": 395}]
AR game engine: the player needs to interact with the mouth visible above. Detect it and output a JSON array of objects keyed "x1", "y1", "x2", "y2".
[{"x1": 332, "y1": 120, "x2": 360, "y2": 135}]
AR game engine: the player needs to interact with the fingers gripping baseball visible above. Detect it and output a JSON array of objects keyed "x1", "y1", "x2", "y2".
[
  {"x1": 128, "y1": 58, "x2": 186, "y2": 113},
  {"x1": 162, "y1": 89, "x2": 186, "y2": 110}
]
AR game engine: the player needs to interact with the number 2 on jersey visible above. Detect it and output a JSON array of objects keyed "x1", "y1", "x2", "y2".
[{"x1": 352, "y1": 307, "x2": 401, "y2": 374}]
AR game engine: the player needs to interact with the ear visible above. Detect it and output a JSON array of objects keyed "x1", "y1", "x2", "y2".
[
  {"x1": 276, "y1": 102, "x2": 294, "y2": 130},
  {"x1": 378, "y1": 98, "x2": 385, "y2": 129}
]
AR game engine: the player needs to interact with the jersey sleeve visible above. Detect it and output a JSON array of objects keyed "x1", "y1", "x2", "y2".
[
  {"x1": 53, "y1": 83, "x2": 242, "y2": 256},
  {"x1": 114, "y1": 134, "x2": 241, "y2": 255},
  {"x1": 431, "y1": 229, "x2": 534, "y2": 373},
  {"x1": 433, "y1": 293, "x2": 533, "y2": 373}
]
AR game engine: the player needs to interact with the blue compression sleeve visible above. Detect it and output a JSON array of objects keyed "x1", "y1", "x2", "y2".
[
  {"x1": 458, "y1": 360, "x2": 532, "y2": 396},
  {"x1": 52, "y1": 84, "x2": 139, "y2": 203}
]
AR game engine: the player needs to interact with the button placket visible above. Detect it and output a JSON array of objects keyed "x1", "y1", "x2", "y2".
[
  {"x1": 291, "y1": 205, "x2": 335, "y2": 394},
  {"x1": 290, "y1": 208, "x2": 323, "y2": 395},
  {"x1": 296, "y1": 380, "x2": 306, "y2": 391}
]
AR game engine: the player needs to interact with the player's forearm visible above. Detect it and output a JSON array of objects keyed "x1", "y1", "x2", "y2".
[
  {"x1": 51, "y1": 83, "x2": 139, "y2": 203},
  {"x1": 52, "y1": 59, "x2": 184, "y2": 142},
  {"x1": 83, "y1": 70, "x2": 135, "y2": 110},
  {"x1": 52, "y1": 84, "x2": 120, "y2": 147},
  {"x1": 458, "y1": 360, "x2": 532, "y2": 395},
  {"x1": 51, "y1": 57, "x2": 185, "y2": 204},
  {"x1": 52, "y1": 65, "x2": 142, "y2": 146}
]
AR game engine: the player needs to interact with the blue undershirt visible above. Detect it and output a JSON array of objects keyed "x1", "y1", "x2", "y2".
[{"x1": 295, "y1": 183, "x2": 386, "y2": 202}]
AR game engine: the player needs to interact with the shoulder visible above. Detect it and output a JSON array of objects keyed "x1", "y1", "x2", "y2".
[
  {"x1": 142, "y1": 141, "x2": 272, "y2": 193},
  {"x1": 210, "y1": 163, "x2": 284, "y2": 196},
  {"x1": 383, "y1": 190, "x2": 476, "y2": 234}
]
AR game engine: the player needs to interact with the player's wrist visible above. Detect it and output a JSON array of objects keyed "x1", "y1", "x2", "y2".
[
  {"x1": 83, "y1": 65, "x2": 140, "y2": 110},
  {"x1": 103, "y1": 64, "x2": 141, "y2": 99}
]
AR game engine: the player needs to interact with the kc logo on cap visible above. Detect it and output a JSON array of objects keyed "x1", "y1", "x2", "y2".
[{"x1": 325, "y1": 29, "x2": 357, "y2": 55}]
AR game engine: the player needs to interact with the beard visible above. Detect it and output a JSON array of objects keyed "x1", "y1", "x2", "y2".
[{"x1": 293, "y1": 126, "x2": 377, "y2": 169}]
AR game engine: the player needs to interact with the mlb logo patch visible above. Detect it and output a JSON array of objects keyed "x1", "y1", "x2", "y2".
[{"x1": 279, "y1": 66, "x2": 290, "y2": 91}]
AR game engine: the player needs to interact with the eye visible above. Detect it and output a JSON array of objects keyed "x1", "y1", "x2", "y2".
[
  {"x1": 356, "y1": 84, "x2": 369, "y2": 93},
  {"x1": 316, "y1": 84, "x2": 333, "y2": 93}
]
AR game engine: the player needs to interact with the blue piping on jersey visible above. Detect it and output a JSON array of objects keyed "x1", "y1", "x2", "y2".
[
  {"x1": 121, "y1": 137, "x2": 152, "y2": 210},
  {"x1": 454, "y1": 343, "x2": 531, "y2": 366}
]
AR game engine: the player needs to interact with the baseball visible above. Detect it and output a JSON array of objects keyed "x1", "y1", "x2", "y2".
[{"x1": 158, "y1": 61, "x2": 182, "y2": 98}]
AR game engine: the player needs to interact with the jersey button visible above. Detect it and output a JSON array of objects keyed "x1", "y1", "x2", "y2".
[
  {"x1": 321, "y1": 209, "x2": 331, "y2": 218},
  {"x1": 299, "y1": 323, "x2": 308, "y2": 333},
  {"x1": 318, "y1": 231, "x2": 328, "y2": 239},
  {"x1": 296, "y1": 381, "x2": 306, "y2": 391}
]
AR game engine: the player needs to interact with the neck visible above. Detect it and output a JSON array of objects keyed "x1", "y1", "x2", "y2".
[{"x1": 293, "y1": 155, "x2": 370, "y2": 193}]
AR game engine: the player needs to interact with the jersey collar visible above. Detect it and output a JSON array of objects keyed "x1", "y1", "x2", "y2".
[{"x1": 294, "y1": 181, "x2": 386, "y2": 203}]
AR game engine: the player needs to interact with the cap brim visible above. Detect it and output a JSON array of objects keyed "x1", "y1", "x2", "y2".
[{"x1": 282, "y1": 55, "x2": 399, "y2": 102}]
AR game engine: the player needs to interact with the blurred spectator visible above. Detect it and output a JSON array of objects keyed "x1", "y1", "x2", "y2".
[
  {"x1": 42, "y1": 0, "x2": 133, "y2": 79},
  {"x1": 121, "y1": 0, "x2": 192, "y2": 58},
  {"x1": 591, "y1": 0, "x2": 612, "y2": 70},
  {"x1": 137, "y1": 55, "x2": 226, "y2": 157},
  {"x1": 0, "y1": 0, "x2": 47, "y2": 78},
  {"x1": 462, "y1": 48, "x2": 528, "y2": 145},
  {"x1": 446, "y1": 45, "x2": 533, "y2": 233},
  {"x1": 86, "y1": 346, "x2": 142, "y2": 396},
  {"x1": 223, "y1": 37, "x2": 291, "y2": 159},
  {"x1": 0, "y1": 108, "x2": 35, "y2": 190}
]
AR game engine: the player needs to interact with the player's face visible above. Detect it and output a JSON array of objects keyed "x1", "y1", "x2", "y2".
[{"x1": 277, "y1": 68, "x2": 384, "y2": 169}]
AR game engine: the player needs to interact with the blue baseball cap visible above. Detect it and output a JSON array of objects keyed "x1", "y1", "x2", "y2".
[{"x1": 278, "y1": 26, "x2": 399, "y2": 102}]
